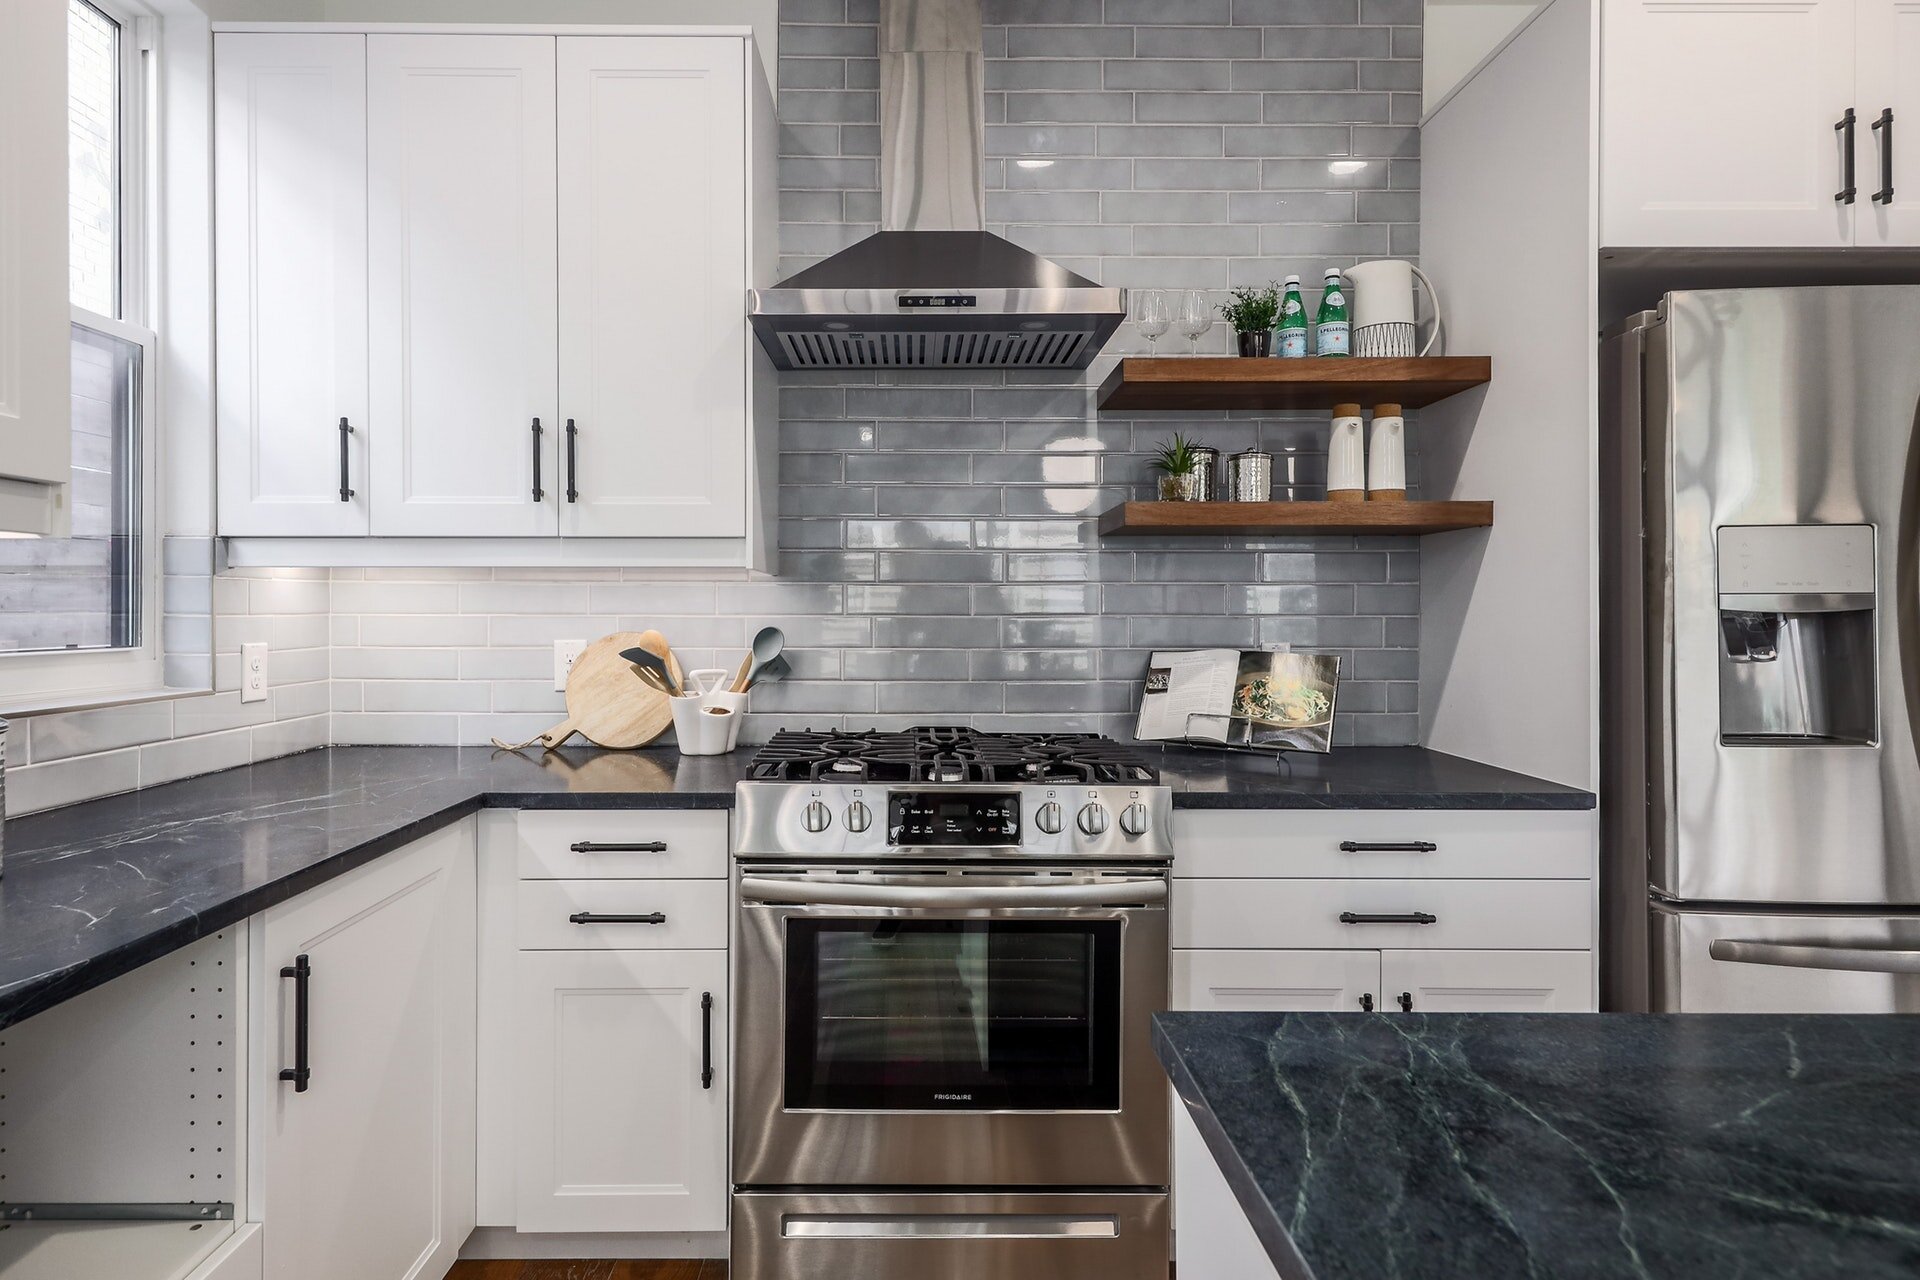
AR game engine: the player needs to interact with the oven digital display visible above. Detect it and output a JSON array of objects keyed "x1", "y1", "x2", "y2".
[{"x1": 888, "y1": 793, "x2": 1019, "y2": 845}]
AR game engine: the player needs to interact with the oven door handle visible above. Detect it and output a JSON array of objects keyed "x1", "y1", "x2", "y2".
[{"x1": 738, "y1": 875, "x2": 1167, "y2": 909}]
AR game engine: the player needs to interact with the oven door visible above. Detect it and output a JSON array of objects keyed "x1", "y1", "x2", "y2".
[{"x1": 733, "y1": 865, "x2": 1170, "y2": 1189}]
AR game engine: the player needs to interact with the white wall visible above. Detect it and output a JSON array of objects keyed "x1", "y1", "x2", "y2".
[
  {"x1": 1417, "y1": 0, "x2": 1598, "y2": 788},
  {"x1": 1423, "y1": 0, "x2": 1542, "y2": 116}
]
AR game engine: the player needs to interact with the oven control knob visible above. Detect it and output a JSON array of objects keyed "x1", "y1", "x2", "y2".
[
  {"x1": 802, "y1": 800, "x2": 833, "y2": 833},
  {"x1": 1119, "y1": 802, "x2": 1151, "y2": 837},
  {"x1": 1035, "y1": 801, "x2": 1064, "y2": 834},
  {"x1": 1076, "y1": 802, "x2": 1110, "y2": 837},
  {"x1": 844, "y1": 800, "x2": 872, "y2": 833}
]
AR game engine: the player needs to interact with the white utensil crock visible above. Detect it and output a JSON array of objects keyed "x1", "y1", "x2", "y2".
[
  {"x1": 671, "y1": 689, "x2": 745, "y2": 755},
  {"x1": 1342, "y1": 260, "x2": 1441, "y2": 358}
]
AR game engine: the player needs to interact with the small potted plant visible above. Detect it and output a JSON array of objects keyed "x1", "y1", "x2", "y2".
[
  {"x1": 1218, "y1": 283, "x2": 1281, "y2": 357},
  {"x1": 1151, "y1": 432, "x2": 1204, "y2": 501}
]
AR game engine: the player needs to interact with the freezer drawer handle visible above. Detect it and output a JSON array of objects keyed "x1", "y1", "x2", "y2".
[
  {"x1": 569, "y1": 840, "x2": 669, "y2": 854},
  {"x1": 1339, "y1": 911, "x2": 1437, "y2": 925},
  {"x1": 1339, "y1": 840, "x2": 1437, "y2": 853},
  {"x1": 278, "y1": 953, "x2": 312, "y2": 1093},
  {"x1": 568, "y1": 911, "x2": 667, "y2": 926},
  {"x1": 1709, "y1": 938, "x2": 1920, "y2": 975},
  {"x1": 782, "y1": 1215, "x2": 1120, "y2": 1240}
]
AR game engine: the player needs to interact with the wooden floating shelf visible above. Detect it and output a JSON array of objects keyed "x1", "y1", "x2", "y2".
[
  {"x1": 1097, "y1": 499, "x2": 1495, "y2": 538},
  {"x1": 1097, "y1": 355, "x2": 1493, "y2": 412}
]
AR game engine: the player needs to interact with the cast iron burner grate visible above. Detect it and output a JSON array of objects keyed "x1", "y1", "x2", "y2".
[{"x1": 746, "y1": 726, "x2": 1160, "y2": 785}]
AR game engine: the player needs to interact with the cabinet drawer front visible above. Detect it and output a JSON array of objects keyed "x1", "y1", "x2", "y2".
[
  {"x1": 1173, "y1": 878, "x2": 1592, "y2": 951},
  {"x1": 516, "y1": 880, "x2": 728, "y2": 950},
  {"x1": 1174, "y1": 949, "x2": 1379, "y2": 1014},
  {"x1": 1172, "y1": 809, "x2": 1591, "y2": 879},
  {"x1": 516, "y1": 810, "x2": 728, "y2": 879}
]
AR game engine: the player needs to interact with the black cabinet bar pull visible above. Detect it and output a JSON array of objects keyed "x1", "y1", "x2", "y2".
[
  {"x1": 531, "y1": 418, "x2": 545, "y2": 501},
  {"x1": 1838, "y1": 107, "x2": 1859, "y2": 203},
  {"x1": 568, "y1": 911, "x2": 667, "y2": 925},
  {"x1": 701, "y1": 991, "x2": 715, "y2": 1090},
  {"x1": 1874, "y1": 108, "x2": 1895, "y2": 204},
  {"x1": 278, "y1": 953, "x2": 312, "y2": 1093},
  {"x1": 1398, "y1": 991, "x2": 1414, "y2": 1013},
  {"x1": 1359, "y1": 993, "x2": 1375, "y2": 1012},
  {"x1": 565, "y1": 418, "x2": 579, "y2": 503},
  {"x1": 1339, "y1": 911, "x2": 1438, "y2": 926},
  {"x1": 1339, "y1": 840, "x2": 1438, "y2": 853},
  {"x1": 337, "y1": 419, "x2": 354, "y2": 503},
  {"x1": 569, "y1": 840, "x2": 669, "y2": 854}
]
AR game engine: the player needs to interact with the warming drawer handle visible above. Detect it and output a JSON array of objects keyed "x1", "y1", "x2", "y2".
[
  {"x1": 1339, "y1": 911, "x2": 1438, "y2": 925},
  {"x1": 1339, "y1": 840, "x2": 1438, "y2": 853},
  {"x1": 1709, "y1": 938, "x2": 1920, "y2": 974},
  {"x1": 739, "y1": 876, "x2": 1168, "y2": 910},
  {"x1": 569, "y1": 911, "x2": 667, "y2": 926},
  {"x1": 569, "y1": 840, "x2": 668, "y2": 854},
  {"x1": 278, "y1": 954, "x2": 312, "y2": 1093}
]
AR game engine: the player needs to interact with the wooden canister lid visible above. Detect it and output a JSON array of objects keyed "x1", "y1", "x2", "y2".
[
  {"x1": 1331, "y1": 402, "x2": 1363, "y2": 418},
  {"x1": 1373, "y1": 402, "x2": 1403, "y2": 417}
]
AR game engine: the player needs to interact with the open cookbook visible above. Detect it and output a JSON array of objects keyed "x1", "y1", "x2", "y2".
[{"x1": 1135, "y1": 649, "x2": 1342, "y2": 753}]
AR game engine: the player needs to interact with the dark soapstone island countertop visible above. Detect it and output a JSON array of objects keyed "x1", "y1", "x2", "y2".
[
  {"x1": 0, "y1": 743, "x2": 1589, "y2": 1033},
  {"x1": 1154, "y1": 1010, "x2": 1920, "y2": 1280}
]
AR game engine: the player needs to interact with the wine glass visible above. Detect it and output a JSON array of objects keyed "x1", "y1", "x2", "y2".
[
  {"x1": 1176, "y1": 289, "x2": 1215, "y2": 355},
  {"x1": 1132, "y1": 289, "x2": 1171, "y2": 355}
]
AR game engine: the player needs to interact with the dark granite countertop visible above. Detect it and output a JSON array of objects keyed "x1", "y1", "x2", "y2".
[
  {"x1": 1154, "y1": 1011, "x2": 1920, "y2": 1280},
  {"x1": 0, "y1": 743, "x2": 1588, "y2": 1033}
]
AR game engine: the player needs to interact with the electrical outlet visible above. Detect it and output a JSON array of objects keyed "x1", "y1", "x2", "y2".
[
  {"x1": 554, "y1": 638, "x2": 587, "y2": 690},
  {"x1": 241, "y1": 642, "x2": 269, "y2": 703}
]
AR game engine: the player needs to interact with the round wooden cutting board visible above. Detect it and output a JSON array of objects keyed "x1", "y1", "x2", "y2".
[{"x1": 499, "y1": 631, "x2": 672, "y2": 751}]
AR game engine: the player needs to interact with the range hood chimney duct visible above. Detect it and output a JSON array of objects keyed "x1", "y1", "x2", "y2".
[{"x1": 748, "y1": 0, "x2": 1127, "y2": 371}]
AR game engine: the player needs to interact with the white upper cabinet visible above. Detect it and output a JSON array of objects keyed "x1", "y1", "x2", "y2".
[
  {"x1": 558, "y1": 37, "x2": 748, "y2": 539},
  {"x1": 1601, "y1": 0, "x2": 1858, "y2": 247},
  {"x1": 0, "y1": 0, "x2": 72, "y2": 537},
  {"x1": 1854, "y1": 0, "x2": 1920, "y2": 243},
  {"x1": 367, "y1": 34, "x2": 559, "y2": 538},
  {"x1": 215, "y1": 34, "x2": 370, "y2": 537}
]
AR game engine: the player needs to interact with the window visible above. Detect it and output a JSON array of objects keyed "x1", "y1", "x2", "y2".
[{"x1": 0, "y1": 0, "x2": 160, "y2": 706}]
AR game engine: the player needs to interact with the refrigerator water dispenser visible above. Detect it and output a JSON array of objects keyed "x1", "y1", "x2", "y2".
[{"x1": 1716, "y1": 524, "x2": 1877, "y2": 745}]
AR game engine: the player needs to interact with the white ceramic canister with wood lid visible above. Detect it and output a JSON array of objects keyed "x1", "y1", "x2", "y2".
[
  {"x1": 1367, "y1": 402, "x2": 1406, "y2": 501},
  {"x1": 1327, "y1": 403, "x2": 1366, "y2": 502}
]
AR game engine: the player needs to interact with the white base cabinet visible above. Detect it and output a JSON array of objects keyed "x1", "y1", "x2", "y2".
[
  {"x1": 514, "y1": 950, "x2": 728, "y2": 1233},
  {"x1": 253, "y1": 820, "x2": 477, "y2": 1280},
  {"x1": 1168, "y1": 808, "x2": 1596, "y2": 1277}
]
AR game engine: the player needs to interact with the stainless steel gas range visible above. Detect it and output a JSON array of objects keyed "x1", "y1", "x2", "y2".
[{"x1": 730, "y1": 727, "x2": 1173, "y2": 1280}]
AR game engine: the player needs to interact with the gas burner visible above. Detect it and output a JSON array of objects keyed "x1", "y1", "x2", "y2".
[{"x1": 745, "y1": 726, "x2": 1160, "y2": 785}]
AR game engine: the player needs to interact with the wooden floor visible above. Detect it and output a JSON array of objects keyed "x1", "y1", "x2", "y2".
[{"x1": 446, "y1": 1263, "x2": 724, "y2": 1280}]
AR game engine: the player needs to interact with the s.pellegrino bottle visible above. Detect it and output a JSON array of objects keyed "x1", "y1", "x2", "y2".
[
  {"x1": 1276, "y1": 275, "x2": 1308, "y2": 359},
  {"x1": 1315, "y1": 267, "x2": 1350, "y2": 357}
]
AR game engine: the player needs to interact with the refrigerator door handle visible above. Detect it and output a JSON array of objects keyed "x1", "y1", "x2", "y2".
[{"x1": 1709, "y1": 938, "x2": 1920, "y2": 975}]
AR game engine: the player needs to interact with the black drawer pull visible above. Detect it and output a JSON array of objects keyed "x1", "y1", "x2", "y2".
[
  {"x1": 701, "y1": 991, "x2": 715, "y2": 1090},
  {"x1": 1838, "y1": 107, "x2": 1859, "y2": 204},
  {"x1": 565, "y1": 418, "x2": 580, "y2": 503},
  {"x1": 569, "y1": 911, "x2": 666, "y2": 925},
  {"x1": 569, "y1": 840, "x2": 669, "y2": 854},
  {"x1": 1874, "y1": 107, "x2": 1895, "y2": 204},
  {"x1": 1358, "y1": 993, "x2": 1375, "y2": 1012},
  {"x1": 1398, "y1": 991, "x2": 1414, "y2": 1012},
  {"x1": 1339, "y1": 840, "x2": 1438, "y2": 853},
  {"x1": 279, "y1": 953, "x2": 312, "y2": 1093},
  {"x1": 337, "y1": 419, "x2": 355, "y2": 503},
  {"x1": 531, "y1": 417, "x2": 545, "y2": 501},
  {"x1": 1339, "y1": 911, "x2": 1438, "y2": 926}
]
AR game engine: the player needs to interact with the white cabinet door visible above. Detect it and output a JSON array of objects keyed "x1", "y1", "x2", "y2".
[
  {"x1": 1170, "y1": 951, "x2": 1380, "y2": 1280},
  {"x1": 368, "y1": 34, "x2": 558, "y2": 537},
  {"x1": 556, "y1": 37, "x2": 747, "y2": 538},
  {"x1": 215, "y1": 34, "x2": 370, "y2": 537},
  {"x1": 1380, "y1": 949, "x2": 1594, "y2": 1013},
  {"x1": 1855, "y1": 0, "x2": 1920, "y2": 243},
  {"x1": 1600, "y1": 0, "x2": 1856, "y2": 247},
  {"x1": 256, "y1": 822, "x2": 477, "y2": 1280},
  {"x1": 0, "y1": 0, "x2": 71, "y2": 536},
  {"x1": 515, "y1": 948, "x2": 727, "y2": 1233}
]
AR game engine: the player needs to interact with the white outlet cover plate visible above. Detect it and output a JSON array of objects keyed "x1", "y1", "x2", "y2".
[
  {"x1": 241, "y1": 642, "x2": 269, "y2": 703},
  {"x1": 554, "y1": 639, "x2": 586, "y2": 691}
]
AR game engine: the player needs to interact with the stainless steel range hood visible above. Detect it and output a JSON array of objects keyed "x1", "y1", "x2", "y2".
[{"x1": 749, "y1": 0, "x2": 1126, "y2": 371}]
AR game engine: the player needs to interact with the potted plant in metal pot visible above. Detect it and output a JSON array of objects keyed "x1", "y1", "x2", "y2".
[
  {"x1": 1150, "y1": 433, "x2": 1205, "y2": 501},
  {"x1": 1218, "y1": 283, "x2": 1281, "y2": 357}
]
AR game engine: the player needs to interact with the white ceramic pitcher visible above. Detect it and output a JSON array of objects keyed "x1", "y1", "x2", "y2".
[{"x1": 1342, "y1": 260, "x2": 1441, "y2": 358}]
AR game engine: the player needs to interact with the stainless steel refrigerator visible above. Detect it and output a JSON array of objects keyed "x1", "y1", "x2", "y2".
[{"x1": 1603, "y1": 286, "x2": 1920, "y2": 1012}]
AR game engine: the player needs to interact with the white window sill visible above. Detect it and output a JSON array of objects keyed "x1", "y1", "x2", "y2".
[{"x1": 0, "y1": 683, "x2": 215, "y2": 720}]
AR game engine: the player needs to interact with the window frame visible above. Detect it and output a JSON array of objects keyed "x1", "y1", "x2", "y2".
[{"x1": 0, "y1": 0, "x2": 166, "y2": 715}]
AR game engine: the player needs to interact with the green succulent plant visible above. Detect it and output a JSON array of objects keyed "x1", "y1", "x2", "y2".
[
  {"x1": 1150, "y1": 432, "x2": 1203, "y2": 477},
  {"x1": 1218, "y1": 283, "x2": 1282, "y2": 333}
]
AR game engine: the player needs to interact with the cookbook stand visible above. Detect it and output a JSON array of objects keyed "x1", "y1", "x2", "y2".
[{"x1": 1149, "y1": 711, "x2": 1333, "y2": 765}]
